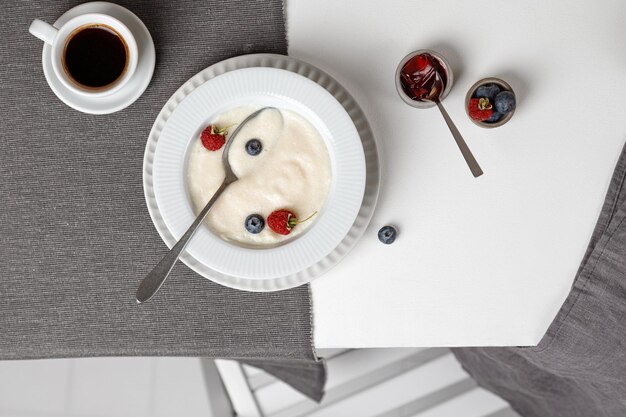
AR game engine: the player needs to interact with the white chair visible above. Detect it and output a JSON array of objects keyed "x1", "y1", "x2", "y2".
[{"x1": 202, "y1": 349, "x2": 520, "y2": 417}]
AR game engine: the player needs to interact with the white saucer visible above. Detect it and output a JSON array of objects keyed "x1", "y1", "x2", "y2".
[{"x1": 41, "y1": 2, "x2": 155, "y2": 114}]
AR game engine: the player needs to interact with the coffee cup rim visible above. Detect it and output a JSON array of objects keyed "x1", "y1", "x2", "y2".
[{"x1": 50, "y1": 13, "x2": 138, "y2": 98}]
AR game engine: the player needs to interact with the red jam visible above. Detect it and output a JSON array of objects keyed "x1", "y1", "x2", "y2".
[{"x1": 399, "y1": 53, "x2": 448, "y2": 101}]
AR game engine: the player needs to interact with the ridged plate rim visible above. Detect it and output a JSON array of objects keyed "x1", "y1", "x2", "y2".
[{"x1": 143, "y1": 54, "x2": 380, "y2": 291}]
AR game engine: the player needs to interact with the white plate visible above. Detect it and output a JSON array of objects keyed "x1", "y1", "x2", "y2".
[
  {"x1": 41, "y1": 1, "x2": 155, "y2": 114},
  {"x1": 154, "y1": 68, "x2": 365, "y2": 277},
  {"x1": 144, "y1": 54, "x2": 380, "y2": 291}
]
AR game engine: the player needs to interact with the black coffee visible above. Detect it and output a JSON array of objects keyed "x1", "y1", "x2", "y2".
[{"x1": 63, "y1": 25, "x2": 127, "y2": 89}]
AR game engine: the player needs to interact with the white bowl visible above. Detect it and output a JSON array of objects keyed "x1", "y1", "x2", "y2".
[{"x1": 150, "y1": 67, "x2": 367, "y2": 284}]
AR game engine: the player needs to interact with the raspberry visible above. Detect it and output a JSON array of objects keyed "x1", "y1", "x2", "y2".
[
  {"x1": 200, "y1": 125, "x2": 228, "y2": 151},
  {"x1": 468, "y1": 98, "x2": 493, "y2": 122},
  {"x1": 267, "y1": 210, "x2": 317, "y2": 235},
  {"x1": 267, "y1": 209, "x2": 296, "y2": 235}
]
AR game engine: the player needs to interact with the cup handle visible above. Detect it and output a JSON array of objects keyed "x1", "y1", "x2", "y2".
[{"x1": 29, "y1": 19, "x2": 58, "y2": 45}]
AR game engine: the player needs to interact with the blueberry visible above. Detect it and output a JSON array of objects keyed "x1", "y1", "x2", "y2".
[
  {"x1": 486, "y1": 111, "x2": 504, "y2": 123},
  {"x1": 475, "y1": 84, "x2": 500, "y2": 101},
  {"x1": 494, "y1": 91, "x2": 516, "y2": 114},
  {"x1": 245, "y1": 214, "x2": 265, "y2": 234},
  {"x1": 378, "y1": 225, "x2": 397, "y2": 244},
  {"x1": 245, "y1": 139, "x2": 262, "y2": 156}
]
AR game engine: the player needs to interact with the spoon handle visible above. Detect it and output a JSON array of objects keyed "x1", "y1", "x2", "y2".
[
  {"x1": 136, "y1": 180, "x2": 230, "y2": 304},
  {"x1": 435, "y1": 101, "x2": 484, "y2": 177}
]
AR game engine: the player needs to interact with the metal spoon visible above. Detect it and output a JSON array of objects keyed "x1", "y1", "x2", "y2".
[
  {"x1": 136, "y1": 107, "x2": 274, "y2": 304},
  {"x1": 426, "y1": 71, "x2": 483, "y2": 178}
]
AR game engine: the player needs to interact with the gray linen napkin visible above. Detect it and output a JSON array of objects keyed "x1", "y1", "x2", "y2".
[
  {"x1": 453, "y1": 140, "x2": 626, "y2": 416},
  {"x1": 0, "y1": 0, "x2": 325, "y2": 402}
]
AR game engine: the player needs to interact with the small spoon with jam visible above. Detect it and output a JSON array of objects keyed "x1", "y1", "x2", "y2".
[{"x1": 400, "y1": 53, "x2": 483, "y2": 177}]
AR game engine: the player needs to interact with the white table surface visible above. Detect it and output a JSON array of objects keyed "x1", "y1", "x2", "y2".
[{"x1": 286, "y1": 0, "x2": 626, "y2": 348}]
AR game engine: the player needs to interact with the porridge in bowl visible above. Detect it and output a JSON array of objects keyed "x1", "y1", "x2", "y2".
[{"x1": 186, "y1": 106, "x2": 332, "y2": 247}]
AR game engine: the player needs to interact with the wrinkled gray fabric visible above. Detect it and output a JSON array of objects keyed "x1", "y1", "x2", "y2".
[
  {"x1": 0, "y1": 0, "x2": 325, "y2": 402},
  {"x1": 453, "y1": 141, "x2": 626, "y2": 416}
]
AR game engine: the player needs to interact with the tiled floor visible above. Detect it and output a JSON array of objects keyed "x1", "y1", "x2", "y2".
[{"x1": 0, "y1": 358, "x2": 212, "y2": 417}]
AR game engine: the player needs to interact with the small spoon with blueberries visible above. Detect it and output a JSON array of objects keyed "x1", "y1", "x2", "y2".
[{"x1": 399, "y1": 52, "x2": 483, "y2": 177}]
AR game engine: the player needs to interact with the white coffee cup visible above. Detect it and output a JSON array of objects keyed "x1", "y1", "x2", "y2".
[{"x1": 29, "y1": 13, "x2": 138, "y2": 97}]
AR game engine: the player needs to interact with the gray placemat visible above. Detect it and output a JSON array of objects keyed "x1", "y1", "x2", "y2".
[{"x1": 0, "y1": 0, "x2": 325, "y2": 402}]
